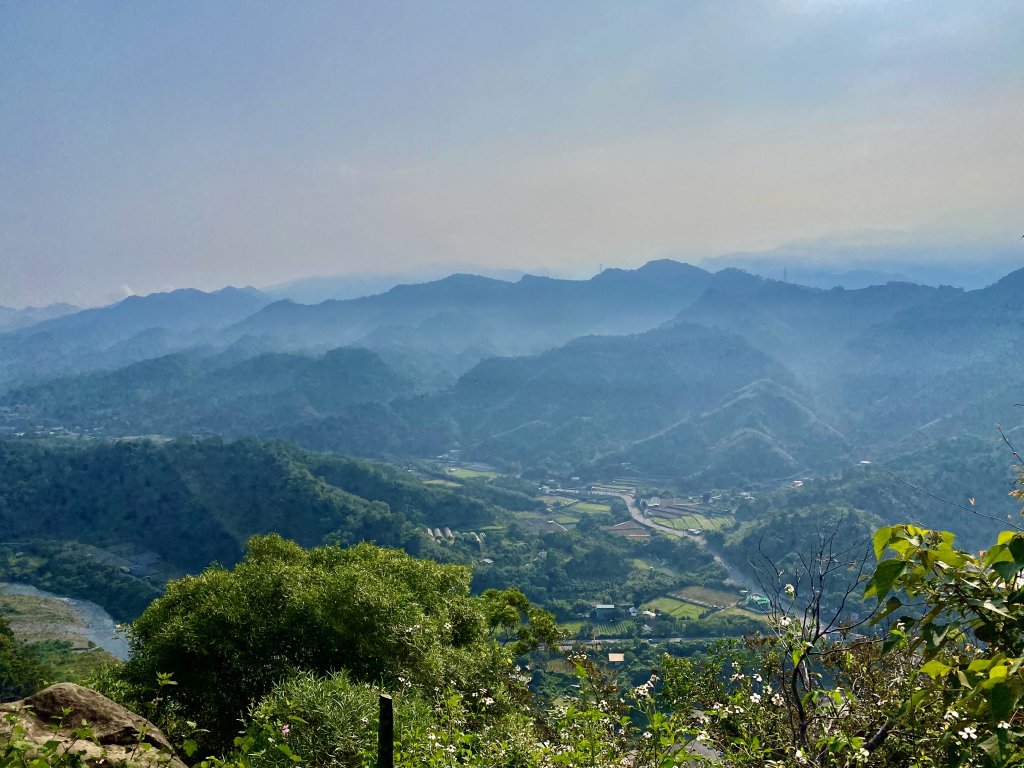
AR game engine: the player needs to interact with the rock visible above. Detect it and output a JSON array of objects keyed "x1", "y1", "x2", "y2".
[{"x1": 0, "y1": 682, "x2": 187, "y2": 767}]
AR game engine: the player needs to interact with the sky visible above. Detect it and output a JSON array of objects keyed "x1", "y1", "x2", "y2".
[{"x1": 2, "y1": 1, "x2": 1023, "y2": 308}]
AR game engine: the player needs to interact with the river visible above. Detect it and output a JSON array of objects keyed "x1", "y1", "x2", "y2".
[{"x1": 0, "y1": 582, "x2": 130, "y2": 660}]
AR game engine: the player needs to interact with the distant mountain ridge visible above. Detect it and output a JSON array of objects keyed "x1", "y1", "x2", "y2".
[
  {"x1": 0, "y1": 303, "x2": 80, "y2": 334},
  {"x1": 0, "y1": 287, "x2": 272, "y2": 389},
  {"x1": 223, "y1": 260, "x2": 716, "y2": 382},
  {"x1": 3, "y1": 346, "x2": 411, "y2": 437},
  {"x1": 3, "y1": 260, "x2": 1024, "y2": 487}
]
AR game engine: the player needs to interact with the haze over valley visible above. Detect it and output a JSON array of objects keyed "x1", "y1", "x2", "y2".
[
  {"x1": 3, "y1": 4, "x2": 1024, "y2": 763},
  {"x1": 2, "y1": 258, "x2": 1022, "y2": 554}
]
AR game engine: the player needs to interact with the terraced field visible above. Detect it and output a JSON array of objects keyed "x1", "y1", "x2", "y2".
[{"x1": 651, "y1": 511, "x2": 734, "y2": 532}]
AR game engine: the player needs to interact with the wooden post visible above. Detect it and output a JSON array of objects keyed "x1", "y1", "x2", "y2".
[{"x1": 378, "y1": 694, "x2": 394, "y2": 768}]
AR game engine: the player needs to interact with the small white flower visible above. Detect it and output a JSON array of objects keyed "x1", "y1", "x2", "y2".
[
  {"x1": 753, "y1": 674, "x2": 762, "y2": 683},
  {"x1": 958, "y1": 726, "x2": 978, "y2": 740},
  {"x1": 749, "y1": 693, "x2": 762, "y2": 704},
  {"x1": 944, "y1": 709, "x2": 960, "y2": 722},
  {"x1": 856, "y1": 746, "x2": 870, "y2": 761},
  {"x1": 779, "y1": 616, "x2": 791, "y2": 627},
  {"x1": 999, "y1": 721, "x2": 1012, "y2": 729},
  {"x1": 784, "y1": 584, "x2": 795, "y2": 596},
  {"x1": 643, "y1": 732, "x2": 653, "y2": 740},
  {"x1": 772, "y1": 694, "x2": 784, "y2": 706}
]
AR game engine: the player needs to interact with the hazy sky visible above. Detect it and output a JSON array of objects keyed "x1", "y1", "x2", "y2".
[{"x1": 2, "y1": 1, "x2": 1023, "y2": 307}]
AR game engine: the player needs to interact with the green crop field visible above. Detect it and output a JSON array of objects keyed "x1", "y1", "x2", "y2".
[
  {"x1": 570, "y1": 501, "x2": 611, "y2": 513},
  {"x1": 540, "y1": 495, "x2": 580, "y2": 507},
  {"x1": 675, "y1": 586, "x2": 740, "y2": 607},
  {"x1": 651, "y1": 515, "x2": 690, "y2": 531},
  {"x1": 643, "y1": 597, "x2": 704, "y2": 619},
  {"x1": 718, "y1": 606, "x2": 772, "y2": 625},
  {"x1": 594, "y1": 619, "x2": 636, "y2": 637},
  {"x1": 684, "y1": 513, "x2": 733, "y2": 531},
  {"x1": 558, "y1": 620, "x2": 586, "y2": 635},
  {"x1": 444, "y1": 467, "x2": 498, "y2": 480},
  {"x1": 652, "y1": 512, "x2": 734, "y2": 532}
]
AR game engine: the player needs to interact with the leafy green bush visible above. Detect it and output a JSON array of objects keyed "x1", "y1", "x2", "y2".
[
  {"x1": 117, "y1": 534, "x2": 554, "y2": 755},
  {"x1": 242, "y1": 671, "x2": 432, "y2": 768},
  {"x1": 0, "y1": 616, "x2": 46, "y2": 702}
]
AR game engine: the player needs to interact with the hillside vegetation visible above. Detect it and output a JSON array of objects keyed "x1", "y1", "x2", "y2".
[{"x1": 5, "y1": 262, "x2": 1023, "y2": 491}]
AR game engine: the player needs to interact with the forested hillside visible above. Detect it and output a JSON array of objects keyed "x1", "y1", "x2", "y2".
[
  {"x1": 0, "y1": 439, "x2": 480, "y2": 570},
  {"x1": 0, "y1": 437, "x2": 730, "y2": 628},
  {"x1": 0, "y1": 287, "x2": 270, "y2": 387},
  {"x1": 5, "y1": 262, "x2": 1023, "y2": 489},
  {"x1": 4, "y1": 346, "x2": 412, "y2": 437}
]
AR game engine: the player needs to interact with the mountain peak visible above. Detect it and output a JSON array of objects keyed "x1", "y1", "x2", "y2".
[
  {"x1": 593, "y1": 259, "x2": 707, "y2": 283},
  {"x1": 979, "y1": 264, "x2": 1024, "y2": 301}
]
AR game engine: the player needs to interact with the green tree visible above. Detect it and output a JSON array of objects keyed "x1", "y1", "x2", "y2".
[
  {"x1": 117, "y1": 534, "x2": 554, "y2": 754},
  {"x1": 867, "y1": 517, "x2": 1024, "y2": 764},
  {"x1": 0, "y1": 616, "x2": 46, "y2": 702}
]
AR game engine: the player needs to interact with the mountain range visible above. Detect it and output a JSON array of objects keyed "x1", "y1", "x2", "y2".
[
  {"x1": 0, "y1": 303, "x2": 79, "y2": 334},
  {"x1": 2, "y1": 259, "x2": 1023, "y2": 490},
  {"x1": 0, "y1": 287, "x2": 271, "y2": 387}
]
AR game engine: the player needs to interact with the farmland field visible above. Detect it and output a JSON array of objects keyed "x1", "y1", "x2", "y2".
[
  {"x1": 444, "y1": 466, "x2": 498, "y2": 480},
  {"x1": 643, "y1": 597, "x2": 704, "y2": 619},
  {"x1": 651, "y1": 515, "x2": 691, "y2": 531},
  {"x1": 595, "y1": 619, "x2": 637, "y2": 636},
  {"x1": 718, "y1": 606, "x2": 772, "y2": 625},
  {"x1": 569, "y1": 501, "x2": 611, "y2": 513},
  {"x1": 674, "y1": 586, "x2": 740, "y2": 607},
  {"x1": 540, "y1": 495, "x2": 579, "y2": 506},
  {"x1": 651, "y1": 511, "x2": 734, "y2": 532},
  {"x1": 590, "y1": 483, "x2": 635, "y2": 494}
]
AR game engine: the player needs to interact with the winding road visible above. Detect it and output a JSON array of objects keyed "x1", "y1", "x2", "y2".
[{"x1": 610, "y1": 492, "x2": 762, "y2": 595}]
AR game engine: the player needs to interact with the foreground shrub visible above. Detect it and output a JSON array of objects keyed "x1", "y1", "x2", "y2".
[{"x1": 117, "y1": 534, "x2": 555, "y2": 754}]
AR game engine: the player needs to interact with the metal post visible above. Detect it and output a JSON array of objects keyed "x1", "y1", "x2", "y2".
[{"x1": 378, "y1": 694, "x2": 394, "y2": 768}]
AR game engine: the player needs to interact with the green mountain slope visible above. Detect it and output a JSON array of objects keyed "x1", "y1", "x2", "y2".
[
  {"x1": 0, "y1": 438, "x2": 494, "y2": 571},
  {"x1": 2, "y1": 346, "x2": 411, "y2": 437},
  {"x1": 593, "y1": 379, "x2": 850, "y2": 486}
]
